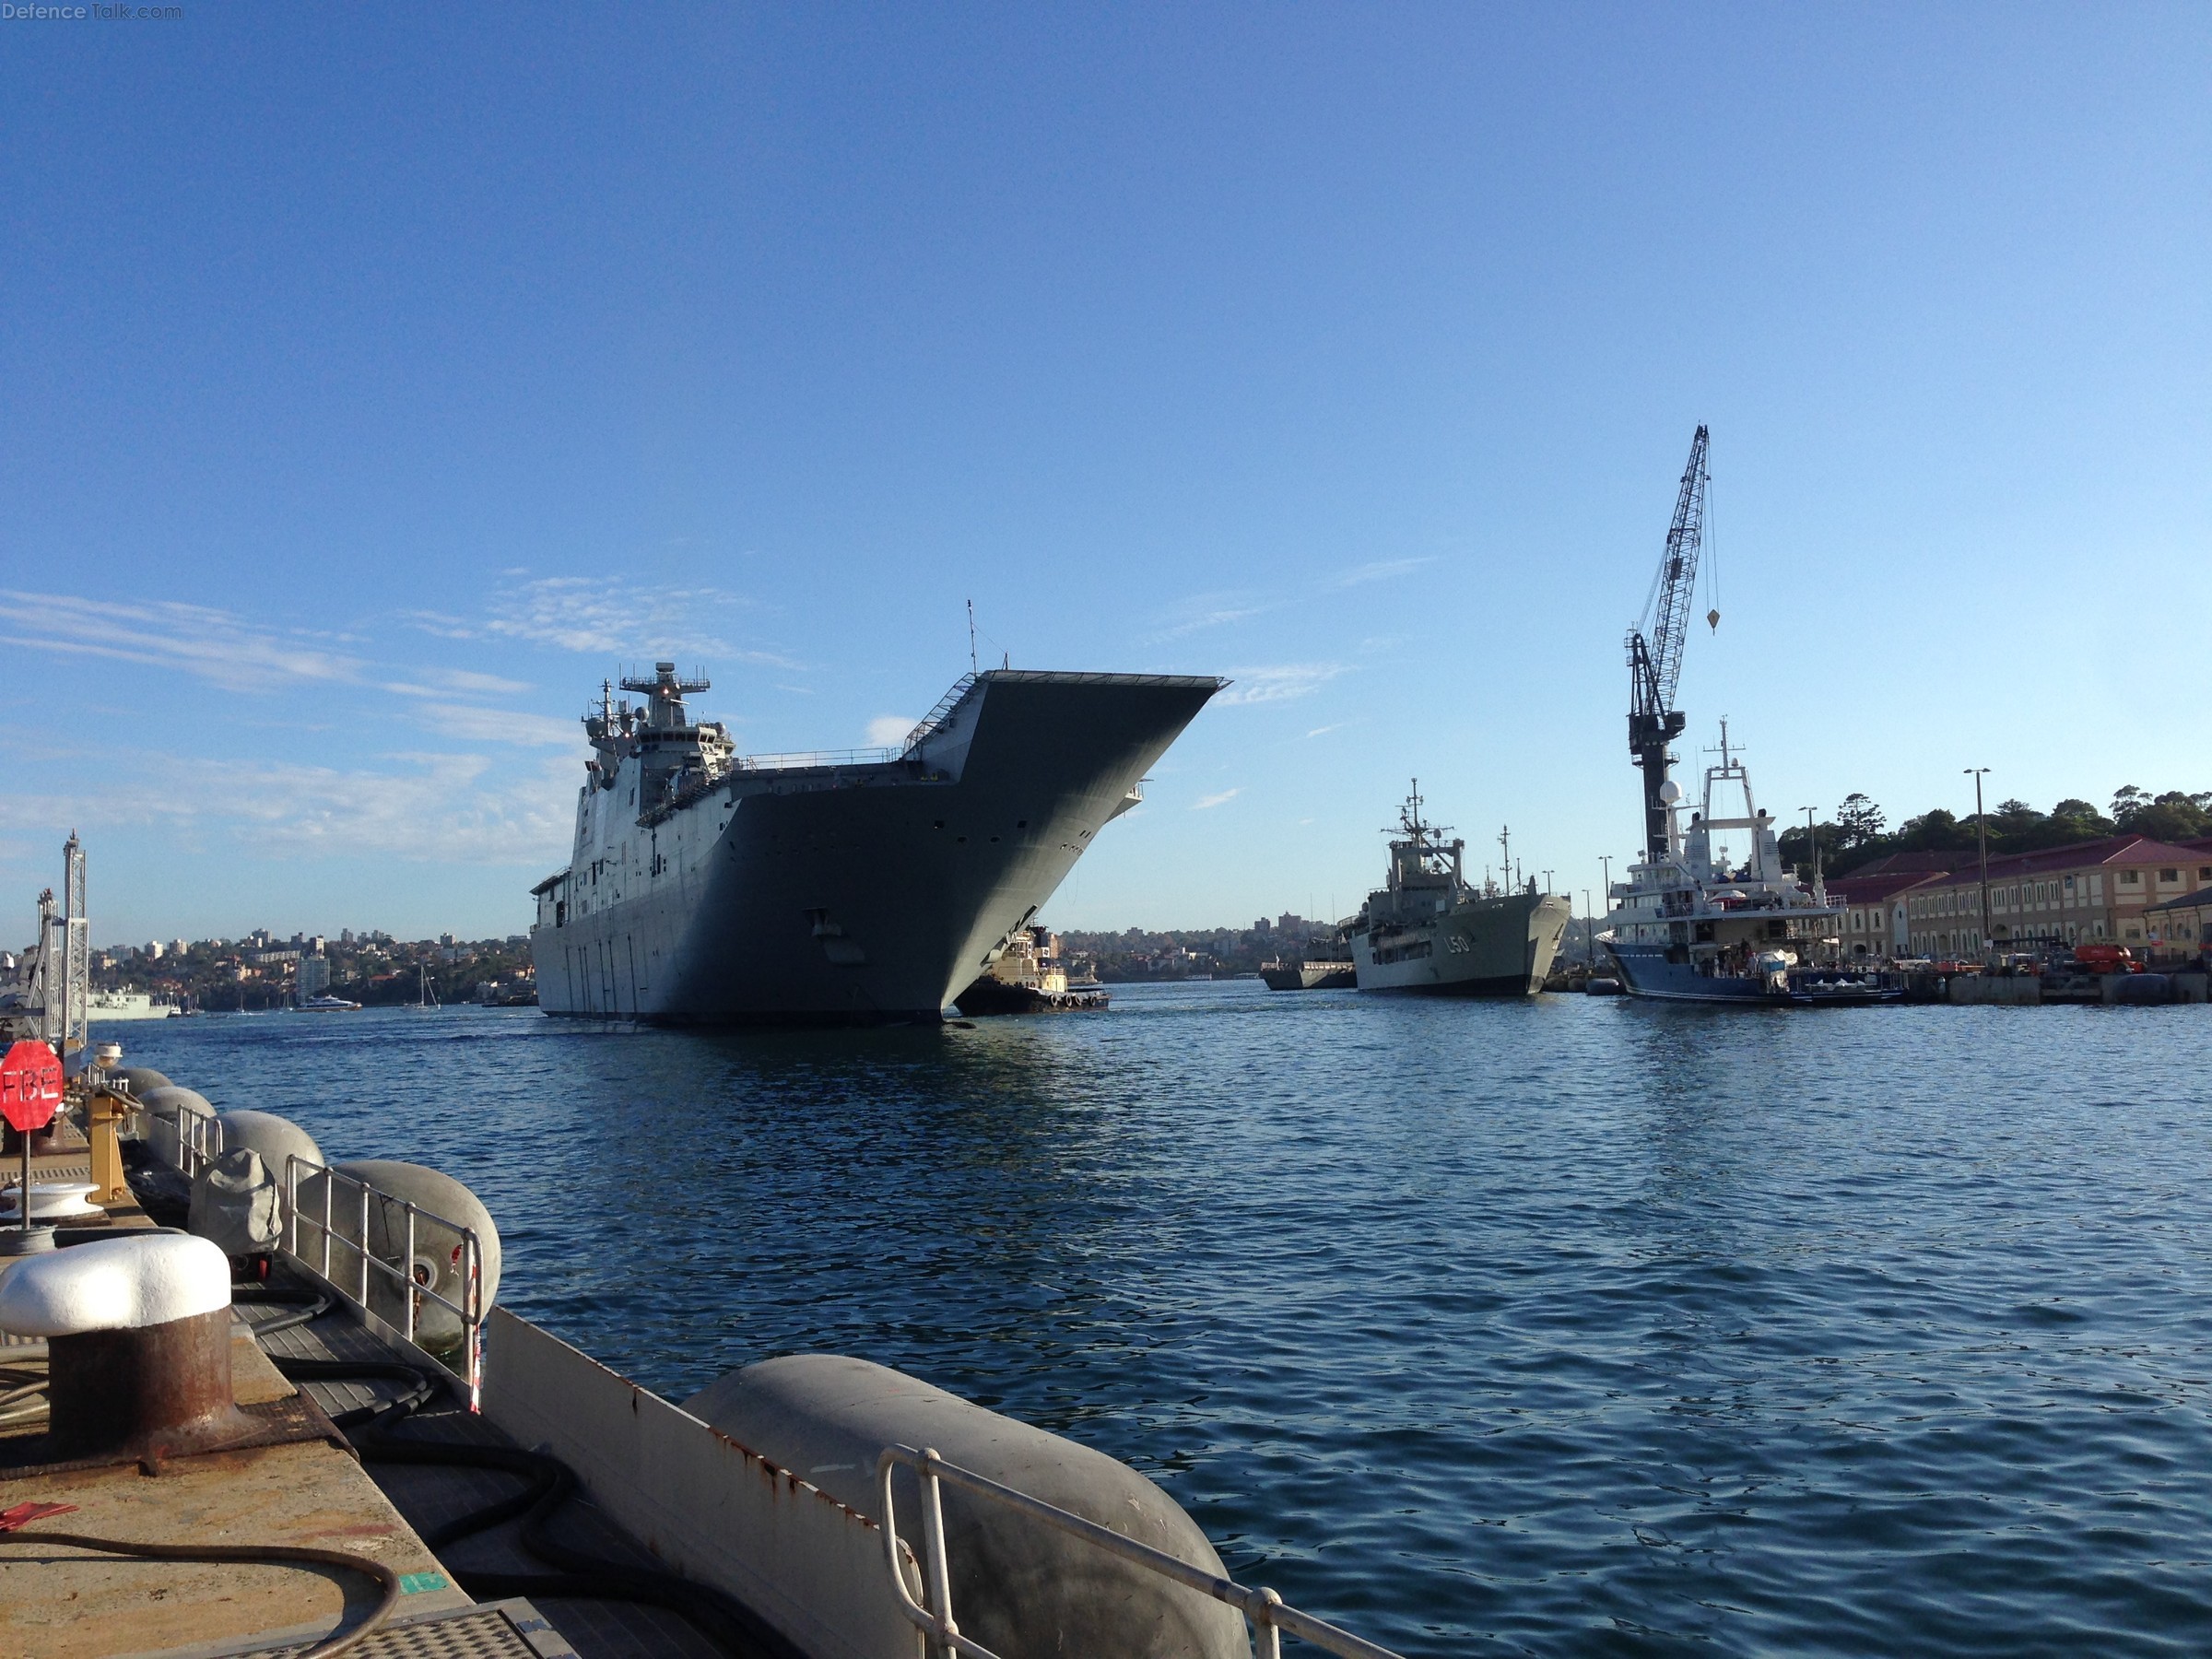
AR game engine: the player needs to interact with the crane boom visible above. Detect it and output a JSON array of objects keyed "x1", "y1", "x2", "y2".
[{"x1": 1625, "y1": 426, "x2": 1710, "y2": 864}]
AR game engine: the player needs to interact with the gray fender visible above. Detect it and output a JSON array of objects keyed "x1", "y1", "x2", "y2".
[{"x1": 684, "y1": 1354, "x2": 1246, "y2": 1659}]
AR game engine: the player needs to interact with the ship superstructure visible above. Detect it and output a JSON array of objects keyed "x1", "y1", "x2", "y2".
[
  {"x1": 1603, "y1": 731, "x2": 1888, "y2": 1003},
  {"x1": 528, "y1": 663, "x2": 1223, "y2": 1024},
  {"x1": 1347, "y1": 783, "x2": 1570, "y2": 997}
]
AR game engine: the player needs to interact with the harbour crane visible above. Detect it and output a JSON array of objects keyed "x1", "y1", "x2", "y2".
[{"x1": 1625, "y1": 425, "x2": 1712, "y2": 865}]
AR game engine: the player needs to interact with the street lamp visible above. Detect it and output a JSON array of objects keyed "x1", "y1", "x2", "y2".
[{"x1": 1965, "y1": 767, "x2": 1992, "y2": 958}]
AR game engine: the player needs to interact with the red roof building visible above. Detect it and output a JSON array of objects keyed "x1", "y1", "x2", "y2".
[
  {"x1": 1823, "y1": 866, "x2": 1949, "y2": 959},
  {"x1": 1900, "y1": 835, "x2": 2212, "y2": 959}
]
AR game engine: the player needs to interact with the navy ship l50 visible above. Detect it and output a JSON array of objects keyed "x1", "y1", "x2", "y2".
[{"x1": 528, "y1": 664, "x2": 1224, "y2": 1024}]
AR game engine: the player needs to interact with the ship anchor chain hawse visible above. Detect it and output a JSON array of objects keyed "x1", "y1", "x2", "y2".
[{"x1": 528, "y1": 662, "x2": 1226, "y2": 1024}]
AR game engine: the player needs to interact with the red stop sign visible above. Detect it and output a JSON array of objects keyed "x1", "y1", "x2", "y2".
[{"x1": 1, "y1": 1041, "x2": 63, "y2": 1135}]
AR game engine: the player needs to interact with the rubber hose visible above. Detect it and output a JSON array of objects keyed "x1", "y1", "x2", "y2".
[
  {"x1": 268, "y1": 1355, "x2": 804, "y2": 1659},
  {"x1": 0, "y1": 1528, "x2": 399, "y2": 1658},
  {"x1": 232, "y1": 1283, "x2": 334, "y2": 1337}
]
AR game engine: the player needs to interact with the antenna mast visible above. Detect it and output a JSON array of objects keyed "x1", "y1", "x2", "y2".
[{"x1": 1625, "y1": 425, "x2": 1711, "y2": 864}]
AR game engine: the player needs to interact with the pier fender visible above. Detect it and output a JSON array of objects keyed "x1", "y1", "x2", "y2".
[
  {"x1": 188, "y1": 1147, "x2": 284, "y2": 1256},
  {"x1": 682, "y1": 1354, "x2": 1248, "y2": 1659},
  {"x1": 135, "y1": 1085, "x2": 216, "y2": 1163},
  {"x1": 214, "y1": 1109, "x2": 325, "y2": 1177},
  {"x1": 135, "y1": 1084, "x2": 213, "y2": 1121},
  {"x1": 107, "y1": 1066, "x2": 171, "y2": 1095},
  {"x1": 315, "y1": 1160, "x2": 502, "y2": 1350}
]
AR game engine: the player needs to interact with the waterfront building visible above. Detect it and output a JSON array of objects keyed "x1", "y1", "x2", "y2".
[
  {"x1": 1823, "y1": 856, "x2": 1953, "y2": 958},
  {"x1": 1901, "y1": 834, "x2": 2212, "y2": 958},
  {"x1": 2141, "y1": 887, "x2": 2212, "y2": 964}
]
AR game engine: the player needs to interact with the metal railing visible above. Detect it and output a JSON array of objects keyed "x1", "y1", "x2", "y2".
[
  {"x1": 280, "y1": 1154, "x2": 488, "y2": 1408},
  {"x1": 902, "y1": 673, "x2": 977, "y2": 754},
  {"x1": 876, "y1": 1444, "x2": 1404, "y2": 1659},
  {"x1": 734, "y1": 746, "x2": 905, "y2": 772},
  {"x1": 147, "y1": 1094, "x2": 226, "y2": 1182}
]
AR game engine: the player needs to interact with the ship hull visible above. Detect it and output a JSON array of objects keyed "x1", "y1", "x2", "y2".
[
  {"x1": 1352, "y1": 893, "x2": 1571, "y2": 997},
  {"x1": 1260, "y1": 963, "x2": 1356, "y2": 991},
  {"x1": 87, "y1": 1001, "x2": 181, "y2": 1022},
  {"x1": 529, "y1": 673, "x2": 1219, "y2": 1025},
  {"x1": 1605, "y1": 941, "x2": 1897, "y2": 1006}
]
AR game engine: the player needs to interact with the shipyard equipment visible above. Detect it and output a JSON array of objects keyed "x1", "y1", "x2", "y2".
[{"x1": 1625, "y1": 425, "x2": 1712, "y2": 865}]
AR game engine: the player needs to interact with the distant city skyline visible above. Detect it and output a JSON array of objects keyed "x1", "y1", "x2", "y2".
[{"x1": 3, "y1": 5, "x2": 2205, "y2": 943}]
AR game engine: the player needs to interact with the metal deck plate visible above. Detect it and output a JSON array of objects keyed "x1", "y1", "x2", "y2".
[{"x1": 189, "y1": 1599, "x2": 579, "y2": 1659}]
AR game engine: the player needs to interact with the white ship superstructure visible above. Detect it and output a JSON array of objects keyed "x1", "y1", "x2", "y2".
[
  {"x1": 1602, "y1": 731, "x2": 1888, "y2": 1003},
  {"x1": 529, "y1": 663, "x2": 1222, "y2": 1024}
]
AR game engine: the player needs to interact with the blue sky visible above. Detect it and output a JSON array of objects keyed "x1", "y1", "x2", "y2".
[{"x1": 2, "y1": 5, "x2": 2205, "y2": 945}]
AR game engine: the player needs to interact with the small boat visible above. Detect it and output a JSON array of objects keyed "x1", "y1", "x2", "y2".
[
  {"x1": 1259, "y1": 959, "x2": 1357, "y2": 991},
  {"x1": 294, "y1": 994, "x2": 364, "y2": 1012}
]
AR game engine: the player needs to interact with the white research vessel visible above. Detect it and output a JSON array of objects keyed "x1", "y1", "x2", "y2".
[
  {"x1": 1602, "y1": 729, "x2": 1891, "y2": 1005},
  {"x1": 529, "y1": 663, "x2": 1224, "y2": 1024},
  {"x1": 1347, "y1": 783, "x2": 1571, "y2": 997}
]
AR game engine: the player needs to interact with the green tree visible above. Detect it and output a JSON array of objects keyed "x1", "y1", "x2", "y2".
[
  {"x1": 1837, "y1": 793, "x2": 1886, "y2": 847},
  {"x1": 2121, "y1": 790, "x2": 2212, "y2": 843},
  {"x1": 1895, "y1": 808, "x2": 1969, "y2": 852},
  {"x1": 2050, "y1": 798, "x2": 2112, "y2": 834}
]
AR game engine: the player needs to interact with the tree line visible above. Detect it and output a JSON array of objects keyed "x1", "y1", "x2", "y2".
[{"x1": 1777, "y1": 787, "x2": 2212, "y2": 880}]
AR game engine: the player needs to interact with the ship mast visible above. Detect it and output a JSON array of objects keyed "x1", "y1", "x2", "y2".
[{"x1": 1625, "y1": 426, "x2": 1712, "y2": 865}]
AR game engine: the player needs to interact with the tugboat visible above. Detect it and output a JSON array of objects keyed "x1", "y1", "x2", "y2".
[
  {"x1": 1347, "y1": 782, "x2": 1571, "y2": 997},
  {"x1": 953, "y1": 925, "x2": 1109, "y2": 1016},
  {"x1": 1599, "y1": 428, "x2": 1892, "y2": 1006}
]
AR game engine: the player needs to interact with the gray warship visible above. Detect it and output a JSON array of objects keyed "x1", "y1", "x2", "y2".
[
  {"x1": 528, "y1": 663, "x2": 1223, "y2": 1024},
  {"x1": 1347, "y1": 783, "x2": 1571, "y2": 997}
]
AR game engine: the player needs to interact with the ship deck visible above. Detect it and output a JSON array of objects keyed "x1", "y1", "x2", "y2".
[{"x1": 0, "y1": 1140, "x2": 723, "y2": 1659}]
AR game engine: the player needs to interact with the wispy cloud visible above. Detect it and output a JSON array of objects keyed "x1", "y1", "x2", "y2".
[
  {"x1": 0, "y1": 591, "x2": 369, "y2": 692},
  {"x1": 1192, "y1": 788, "x2": 1241, "y2": 810},
  {"x1": 865, "y1": 714, "x2": 918, "y2": 747},
  {"x1": 1148, "y1": 591, "x2": 1276, "y2": 641},
  {"x1": 414, "y1": 704, "x2": 582, "y2": 748},
  {"x1": 1332, "y1": 557, "x2": 1434, "y2": 588},
  {"x1": 0, "y1": 749, "x2": 576, "y2": 865},
  {"x1": 1149, "y1": 555, "x2": 1430, "y2": 644},
  {"x1": 1304, "y1": 721, "x2": 1353, "y2": 739},
  {"x1": 419, "y1": 575, "x2": 797, "y2": 666},
  {"x1": 1217, "y1": 664, "x2": 1347, "y2": 706}
]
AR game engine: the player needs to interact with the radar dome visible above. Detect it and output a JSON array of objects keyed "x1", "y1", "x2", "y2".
[{"x1": 1658, "y1": 780, "x2": 1683, "y2": 805}]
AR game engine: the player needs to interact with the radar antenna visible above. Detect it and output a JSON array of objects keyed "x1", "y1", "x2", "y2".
[{"x1": 1625, "y1": 425, "x2": 1710, "y2": 864}]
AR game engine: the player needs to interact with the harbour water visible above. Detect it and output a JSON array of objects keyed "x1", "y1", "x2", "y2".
[{"x1": 122, "y1": 986, "x2": 2212, "y2": 1656}]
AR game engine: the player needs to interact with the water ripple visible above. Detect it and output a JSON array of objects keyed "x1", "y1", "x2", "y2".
[{"x1": 125, "y1": 984, "x2": 2212, "y2": 1655}]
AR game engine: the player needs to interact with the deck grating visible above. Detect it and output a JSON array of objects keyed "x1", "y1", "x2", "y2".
[{"x1": 241, "y1": 1287, "x2": 726, "y2": 1659}]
